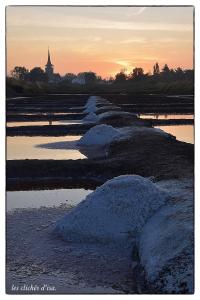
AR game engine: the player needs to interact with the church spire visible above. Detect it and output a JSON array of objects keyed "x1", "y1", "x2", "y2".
[
  {"x1": 47, "y1": 47, "x2": 53, "y2": 66},
  {"x1": 45, "y1": 47, "x2": 54, "y2": 81}
]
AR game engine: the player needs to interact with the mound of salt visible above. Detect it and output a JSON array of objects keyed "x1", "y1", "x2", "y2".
[
  {"x1": 82, "y1": 112, "x2": 99, "y2": 124},
  {"x1": 84, "y1": 95, "x2": 98, "y2": 108},
  {"x1": 54, "y1": 175, "x2": 168, "y2": 244},
  {"x1": 139, "y1": 197, "x2": 193, "y2": 292},
  {"x1": 83, "y1": 104, "x2": 97, "y2": 113},
  {"x1": 77, "y1": 124, "x2": 121, "y2": 146},
  {"x1": 98, "y1": 111, "x2": 137, "y2": 121},
  {"x1": 118, "y1": 126, "x2": 175, "y2": 140},
  {"x1": 96, "y1": 106, "x2": 121, "y2": 114}
]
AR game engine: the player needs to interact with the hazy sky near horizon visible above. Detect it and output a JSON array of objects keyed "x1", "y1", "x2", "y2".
[{"x1": 6, "y1": 6, "x2": 194, "y2": 78}]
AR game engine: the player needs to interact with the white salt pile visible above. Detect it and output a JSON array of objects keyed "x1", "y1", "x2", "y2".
[
  {"x1": 54, "y1": 175, "x2": 168, "y2": 244},
  {"x1": 138, "y1": 178, "x2": 193, "y2": 293},
  {"x1": 96, "y1": 106, "x2": 121, "y2": 114},
  {"x1": 82, "y1": 112, "x2": 99, "y2": 124},
  {"x1": 83, "y1": 96, "x2": 112, "y2": 113},
  {"x1": 98, "y1": 111, "x2": 137, "y2": 121},
  {"x1": 77, "y1": 124, "x2": 121, "y2": 147},
  {"x1": 83, "y1": 96, "x2": 97, "y2": 113},
  {"x1": 118, "y1": 126, "x2": 175, "y2": 141},
  {"x1": 84, "y1": 96, "x2": 98, "y2": 109},
  {"x1": 84, "y1": 104, "x2": 97, "y2": 114}
]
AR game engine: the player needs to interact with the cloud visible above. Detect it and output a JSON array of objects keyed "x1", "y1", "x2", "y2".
[
  {"x1": 126, "y1": 7, "x2": 147, "y2": 17},
  {"x1": 120, "y1": 38, "x2": 146, "y2": 44},
  {"x1": 7, "y1": 12, "x2": 193, "y2": 33}
]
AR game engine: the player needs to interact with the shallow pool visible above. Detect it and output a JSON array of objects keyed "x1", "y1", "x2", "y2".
[
  {"x1": 155, "y1": 125, "x2": 194, "y2": 144},
  {"x1": 7, "y1": 136, "x2": 86, "y2": 160},
  {"x1": 6, "y1": 188, "x2": 92, "y2": 211},
  {"x1": 6, "y1": 120, "x2": 82, "y2": 127},
  {"x1": 139, "y1": 113, "x2": 194, "y2": 120}
]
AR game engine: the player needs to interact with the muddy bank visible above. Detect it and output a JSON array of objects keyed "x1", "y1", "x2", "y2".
[
  {"x1": 7, "y1": 113, "x2": 86, "y2": 122},
  {"x1": 7, "y1": 94, "x2": 194, "y2": 115},
  {"x1": 106, "y1": 94, "x2": 194, "y2": 114},
  {"x1": 7, "y1": 136, "x2": 193, "y2": 191},
  {"x1": 6, "y1": 124, "x2": 92, "y2": 136}
]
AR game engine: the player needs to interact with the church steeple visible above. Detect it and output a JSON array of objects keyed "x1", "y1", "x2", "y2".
[
  {"x1": 47, "y1": 47, "x2": 53, "y2": 66},
  {"x1": 45, "y1": 47, "x2": 54, "y2": 81},
  {"x1": 46, "y1": 47, "x2": 53, "y2": 67}
]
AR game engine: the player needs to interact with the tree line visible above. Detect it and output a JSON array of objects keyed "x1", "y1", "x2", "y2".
[
  {"x1": 10, "y1": 62, "x2": 194, "y2": 84},
  {"x1": 114, "y1": 63, "x2": 193, "y2": 84}
]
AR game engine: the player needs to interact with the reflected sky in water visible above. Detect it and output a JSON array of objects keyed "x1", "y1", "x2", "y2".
[
  {"x1": 7, "y1": 188, "x2": 92, "y2": 211},
  {"x1": 155, "y1": 125, "x2": 194, "y2": 144},
  {"x1": 6, "y1": 120, "x2": 82, "y2": 127},
  {"x1": 7, "y1": 135, "x2": 86, "y2": 160},
  {"x1": 139, "y1": 114, "x2": 194, "y2": 120}
]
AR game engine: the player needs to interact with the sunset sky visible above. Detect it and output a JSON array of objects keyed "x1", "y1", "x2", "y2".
[{"x1": 6, "y1": 6, "x2": 194, "y2": 78}]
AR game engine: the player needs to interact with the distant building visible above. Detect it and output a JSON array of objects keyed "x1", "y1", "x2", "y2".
[{"x1": 45, "y1": 48, "x2": 54, "y2": 82}]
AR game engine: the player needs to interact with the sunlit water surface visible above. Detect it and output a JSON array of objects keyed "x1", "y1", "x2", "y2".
[
  {"x1": 7, "y1": 135, "x2": 86, "y2": 160},
  {"x1": 139, "y1": 113, "x2": 194, "y2": 119},
  {"x1": 139, "y1": 114, "x2": 194, "y2": 144},
  {"x1": 6, "y1": 120, "x2": 82, "y2": 127},
  {"x1": 7, "y1": 188, "x2": 92, "y2": 211}
]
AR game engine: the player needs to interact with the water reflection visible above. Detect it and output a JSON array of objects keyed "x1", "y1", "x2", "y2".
[
  {"x1": 7, "y1": 188, "x2": 92, "y2": 211},
  {"x1": 6, "y1": 120, "x2": 82, "y2": 127},
  {"x1": 155, "y1": 125, "x2": 194, "y2": 144},
  {"x1": 7, "y1": 136, "x2": 86, "y2": 160},
  {"x1": 139, "y1": 114, "x2": 194, "y2": 120}
]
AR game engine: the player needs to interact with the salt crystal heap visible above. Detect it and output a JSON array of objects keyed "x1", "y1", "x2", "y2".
[
  {"x1": 54, "y1": 175, "x2": 168, "y2": 244},
  {"x1": 82, "y1": 112, "x2": 99, "y2": 124},
  {"x1": 77, "y1": 124, "x2": 121, "y2": 147}
]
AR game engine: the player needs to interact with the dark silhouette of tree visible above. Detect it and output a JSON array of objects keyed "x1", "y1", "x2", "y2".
[
  {"x1": 64, "y1": 73, "x2": 77, "y2": 82},
  {"x1": 27, "y1": 67, "x2": 47, "y2": 82},
  {"x1": 53, "y1": 73, "x2": 61, "y2": 82},
  {"x1": 84, "y1": 72, "x2": 97, "y2": 84},
  {"x1": 114, "y1": 71, "x2": 127, "y2": 83},
  {"x1": 162, "y1": 64, "x2": 170, "y2": 74},
  {"x1": 130, "y1": 67, "x2": 144, "y2": 80},
  {"x1": 11, "y1": 66, "x2": 29, "y2": 80},
  {"x1": 153, "y1": 62, "x2": 160, "y2": 75},
  {"x1": 77, "y1": 72, "x2": 97, "y2": 84},
  {"x1": 184, "y1": 69, "x2": 194, "y2": 80},
  {"x1": 175, "y1": 67, "x2": 184, "y2": 79}
]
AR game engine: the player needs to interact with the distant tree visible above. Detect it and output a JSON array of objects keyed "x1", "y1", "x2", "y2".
[
  {"x1": 96, "y1": 75, "x2": 102, "y2": 82},
  {"x1": 11, "y1": 66, "x2": 29, "y2": 80},
  {"x1": 64, "y1": 73, "x2": 77, "y2": 82},
  {"x1": 162, "y1": 64, "x2": 170, "y2": 74},
  {"x1": 184, "y1": 69, "x2": 194, "y2": 80},
  {"x1": 53, "y1": 73, "x2": 61, "y2": 82},
  {"x1": 114, "y1": 71, "x2": 127, "y2": 83},
  {"x1": 130, "y1": 67, "x2": 144, "y2": 80},
  {"x1": 83, "y1": 72, "x2": 97, "y2": 84},
  {"x1": 27, "y1": 67, "x2": 47, "y2": 82},
  {"x1": 153, "y1": 62, "x2": 160, "y2": 75},
  {"x1": 175, "y1": 67, "x2": 184, "y2": 79}
]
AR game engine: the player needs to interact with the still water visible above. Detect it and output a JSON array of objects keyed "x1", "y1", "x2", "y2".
[
  {"x1": 7, "y1": 136, "x2": 86, "y2": 160},
  {"x1": 155, "y1": 125, "x2": 194, "y2": 144},
  {"x1": 6, "y1": 120, "x2": 82, "y2": 127},
  {"x1": 139, "y1": 114, "x2": 194, "y2": 144},
  {"x1": 139, "y1": 113, "x2": 194, "y2": 120},
  {"x1": 7, "y1": 188, "x2": 92, "y2": 211}
]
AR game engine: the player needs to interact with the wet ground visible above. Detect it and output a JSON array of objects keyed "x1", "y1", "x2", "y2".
[
  {"x1": 6, "y1": 205, "x2": 135, "y2": 294},
  {"x1": 6, "y1": 94, "x2": 194, "y2": 294}
]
